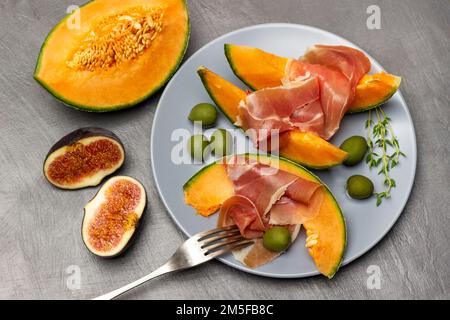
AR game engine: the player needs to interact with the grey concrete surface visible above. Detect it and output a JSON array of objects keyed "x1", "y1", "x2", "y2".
[{"x1": 0, "y1": 0, "x2": 449, "y2": 299}]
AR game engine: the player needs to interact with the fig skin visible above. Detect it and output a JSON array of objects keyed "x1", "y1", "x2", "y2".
[
  {"x1": 43, "y1": 127, "x2": 125, "y2": 190},
  {"x1": 82, "y1": 176, "x2": 147, "y2": 258}
]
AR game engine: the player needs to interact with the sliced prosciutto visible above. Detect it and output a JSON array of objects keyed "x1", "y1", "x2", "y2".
[
  {"x1": 218, "y1": 195, "x2": 265, "y2": 239},
  {"x1": 217, "y1": 157, "x2": 325, "y2": 267},
  {"x1": 286, "y1": 45, "x2": 371, "y2": 139},
  {"x1": 225, "y1": 158, "x2": 299, "y2": 216},
  {"x1": 222, "y1": 157, "x2": 324, "y2": 226},
  {"x1": 302, "y1": 45, "x2": 371, "y2": 92},
  {"x1": 269, "y1": 190, "x2": 324, "y2": 225},
  {"x1": 284, "y1": 176, "x2": 323, "y2": 204},
  {"x1": 237, "y1": 76, "x2": 323, "y2": 146},
  {"x1": 237, "y1": 44, "x2": 371, "y2": 143},
  {"x1": 269, "y1": 177, "x2": 324, "y2": 225},
  {"x1": 284, "y1": 61, "x2": 352, "y2": 139}
]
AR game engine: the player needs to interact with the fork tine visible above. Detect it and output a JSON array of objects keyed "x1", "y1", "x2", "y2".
[
  {"x1": 199, "y1": 229, "x2": 241, "y2": 246},
  {"x1": 206, "y1": 239, "x2": 254, "y2": 258},
  {"x1": 201, "y1": 234, "x2": 245, "y2": 250},
  {"x1": 196, "y1": 225, "x2": 239, "y2": 241}
]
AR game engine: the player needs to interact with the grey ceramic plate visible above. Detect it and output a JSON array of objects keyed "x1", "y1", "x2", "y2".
[{"x1": 151, "y1": 23, "x2": 417, "y2": 278}]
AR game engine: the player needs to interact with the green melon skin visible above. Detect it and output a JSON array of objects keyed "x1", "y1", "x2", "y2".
[{"x1": 346, "y1": 88, "x2": 399, "y2": 114}]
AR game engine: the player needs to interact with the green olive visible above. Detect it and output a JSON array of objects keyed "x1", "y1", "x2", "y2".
[
  {"x1": 263, "y1": 226, "x2": 291, "y2": 252},
  {"x1": 210, "y1": 129, "x2": 233, "y2": 157},
  {"x1": 188, "y1": 103, "x2": 217, "y2": 127},
  {"x1": 346, "y1": 175, "x2": 374, "y2": 200},
  {"x1": 188, "y1": 134, "x2": 210, "y2": 162},
  {"x1": 340, "y1": 136, "x2": 368, "y2": 166}
]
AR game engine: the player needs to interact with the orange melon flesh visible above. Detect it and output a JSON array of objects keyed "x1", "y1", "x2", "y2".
[
  {"x1": 225, "y1": 44, "x2": 288, "y2": 90},
  {"x1": 183, "y1": 164, "x2": 234, "y2": 217},
  {"x1": 197, "y1": 67, "x2": 347, "y2": 169},
  {"x1": 198, "y1": 66, "x2": 247, "y2": 123},
  {"x1": 348, "y1": 73, "x2": 402, "y2": 113},
  {"x1": 183, "y1": 154, "x2": 346, "y2": 278},
  {"x1": 279, "y1": 131, "x2": 348, "y2": 170},
  {"x1": 34, "y1": 0, "x2": 190, "y2": 111},
  {"x1": 224, "y1": 44, "x2": 400, "y2": 114}
]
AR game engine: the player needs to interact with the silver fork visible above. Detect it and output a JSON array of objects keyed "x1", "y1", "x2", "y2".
[{"x1": 93, "y1": 225, "x2": 252, "y2": 300}]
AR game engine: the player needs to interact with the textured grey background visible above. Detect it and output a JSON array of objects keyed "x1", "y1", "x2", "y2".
[{"x1": 0, "y1": 0, "x2": 449, "y2": 300}]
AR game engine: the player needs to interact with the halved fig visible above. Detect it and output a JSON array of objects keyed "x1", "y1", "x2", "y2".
[
  {"x1": 43, "y1": 128, "x2": 125, "y2": 189},
  {"x1": 82, "y1": 176, "x2": 146, "y2": 257}
]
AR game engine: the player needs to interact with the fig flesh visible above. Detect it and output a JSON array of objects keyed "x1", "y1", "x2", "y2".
[
  {"x1": 43, "y1": 128, "x2": 125, "y2": 189},
  {"x1": 82, "y1": 176, "x2": 146, "y2": 257}
]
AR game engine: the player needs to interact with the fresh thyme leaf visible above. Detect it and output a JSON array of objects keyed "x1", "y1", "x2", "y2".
[
  {"x1": 376, "y1": 195, "x2": 383, "y2": 206},
  {"x1": 365, "y1": 107, "x2": 406, "y2": 206}
]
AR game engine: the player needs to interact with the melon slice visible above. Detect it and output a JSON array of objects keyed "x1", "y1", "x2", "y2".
[
  {"x1": 34, "y1": 0, "x2": 190, "y2": 112},
  {"x1": 183, "y1": 154, "x2": 346, "y2": 278},
  {"x1": 225, "y1": 44, "x2": 288, "y2": 90},
  {"x1": 197, "y1": 67, "x2": 347, "y2": 169},
  {"x1": 224, "y1": 44, "x2": 400, "y2": 114},
  {"x1": 348, "y1": 73, "x2": 402, "y2": 113}
]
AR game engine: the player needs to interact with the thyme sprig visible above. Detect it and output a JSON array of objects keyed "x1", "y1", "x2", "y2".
[{"x1": 365, "y1": 107, "x2": 406, "y2": 206}]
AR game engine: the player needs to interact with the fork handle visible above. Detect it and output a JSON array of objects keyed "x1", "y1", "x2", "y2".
[{"x1": 93, "y1": 263, "x2": 173, "y2": 300}]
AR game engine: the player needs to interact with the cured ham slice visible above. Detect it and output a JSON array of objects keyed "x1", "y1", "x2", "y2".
[
  {"x1": 236, "y1": 76, "x2": 322, "y2": 146},
  {"x1": 221, "y1": 156, "x2": 323, "y2": 232},
  {"x1": 218, "y1": 195, "x2": 265, "y2": 239},
  {"x1": 237, "y1": 44, "x2": 371, "y2": 143},
  {"x1": 232, "y1": 225, "x2": 301, "y2": 268},
  {"x1": 269, "y1": 189, "x2": 324, "y2": 225},
  {"x1": 284, "y1": 177, "x2": 323, "y2": 204},
  {"x1": 225, "y1": 158, "x2": 299, "y2": 216},
  {"x1": 269, "y1": 176, "x2": 324, "y2": 225},
  {"x1": 217, "y1": 157, "x2": 325, "y2": 268},
  {"x1": 285, "y1": 60, "x2": 352, "y2": 139},
  {"x1": 302, "y1": 45, "x2": 371, "y2": 92},
  {"x1": 286, "y1": 45, "x2": 372, "y2": 139},
  {"x1": 289, "y1": 100, "x2": 324, "y2": 134}
]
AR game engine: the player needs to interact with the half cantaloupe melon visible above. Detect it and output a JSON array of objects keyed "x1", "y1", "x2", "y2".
[
  {"x1": 224, "y1": 44, "x2": 401, "y2": 114},
  {"x1": 34, "y1": 0, "x2": 190, "y2": 112},
  {"x1": 197, "y1": 67, "x2": 348, "y2": 169},
  {"x1": 183, "y1": 154, "x2": 346, "y2": 278}
]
